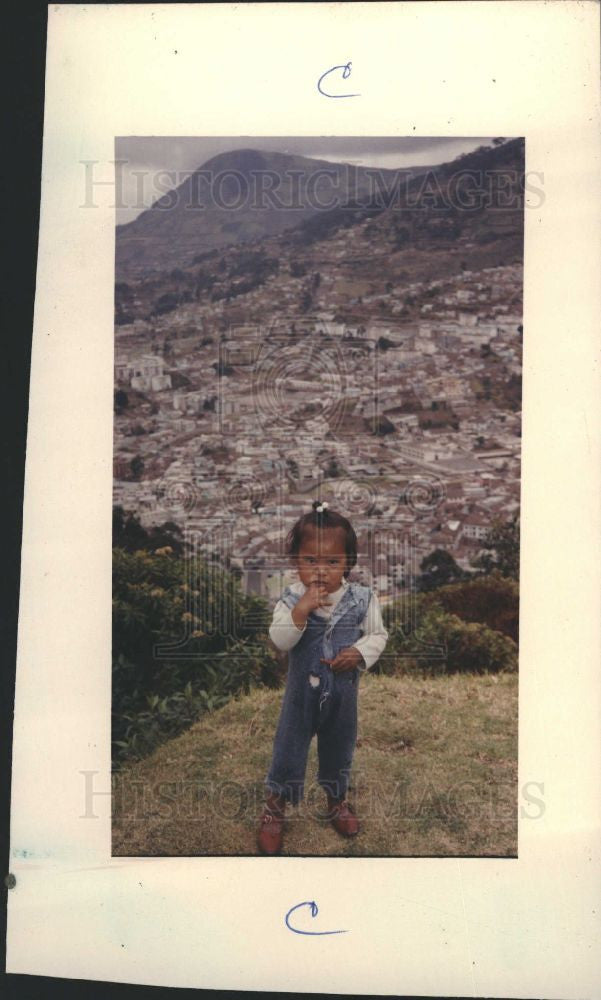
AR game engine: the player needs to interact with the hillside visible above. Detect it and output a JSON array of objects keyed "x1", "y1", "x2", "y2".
[
  {"x1": 114, "y1": 139, "x2": 524, "y2": 326},
  {"x1": 112, "y1": 671, "x2": 518, "y2": 857},
  {"x1": 115, "y1": 148, "x2": 420, "y2": 279}
]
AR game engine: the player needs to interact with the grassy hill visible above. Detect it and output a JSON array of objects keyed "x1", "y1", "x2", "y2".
[{"x1": 112, "y1": 671, "x2": 517, "y2": 857}]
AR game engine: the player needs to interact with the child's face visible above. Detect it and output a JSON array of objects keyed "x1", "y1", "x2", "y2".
[{"x1": 295, "y1": 528, "x2": 348, "y2": 593}]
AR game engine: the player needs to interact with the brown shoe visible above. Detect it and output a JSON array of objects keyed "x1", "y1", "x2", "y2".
[
  {"x1": 257, "y1": 794, "x2": 286, "y2": 855},
  {"x1": 325, "y1": 794, "x2": 359, "y2": 837}
]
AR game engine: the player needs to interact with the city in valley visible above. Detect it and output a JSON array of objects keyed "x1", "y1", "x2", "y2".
[{"x1": 113, "y1": 141, "x2": 524, "y2": 606}]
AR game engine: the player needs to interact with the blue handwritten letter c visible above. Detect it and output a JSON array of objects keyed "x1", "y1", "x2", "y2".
[
  {"x1": 285, "y1": 900, "x2": 348, "y2": 935},
  {"x1": 317, "y1": 62, "x2": 360, "y2": 99}
]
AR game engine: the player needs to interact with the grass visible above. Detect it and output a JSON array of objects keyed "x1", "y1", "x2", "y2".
[{"x1": 112, "y1": 671, "x2": 517, "y2": 857}]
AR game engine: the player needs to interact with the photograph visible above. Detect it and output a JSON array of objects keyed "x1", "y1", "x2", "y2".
[
  {"x1": 7, "y1": 2, "x2": 600, "y2": 994},
  {"x1": 110, "y1": 136, "x2": 525, "y2": 857}
]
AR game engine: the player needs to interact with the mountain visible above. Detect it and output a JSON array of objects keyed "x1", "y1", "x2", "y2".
[
  {"x1": 284, "y1": 138, "x2": 525, "y2": 251},
  {"x1": 114, "y1": 139, "x2": 524, "y2": 326},
  {"x1": 115, "y1": 148, "x2": 424, "y2": 279}
]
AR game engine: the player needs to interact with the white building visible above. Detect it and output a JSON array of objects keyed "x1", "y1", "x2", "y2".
[{"x1": 120, "y1": 354, "x2": 173, "y2": 392}]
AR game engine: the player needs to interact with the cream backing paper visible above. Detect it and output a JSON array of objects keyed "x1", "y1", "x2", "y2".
[{"x1": 7, "y1": 2, "x2": 601, "y2": 994}]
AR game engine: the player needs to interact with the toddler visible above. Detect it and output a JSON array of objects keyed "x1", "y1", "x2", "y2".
[{"x1": 257, "y1": 500, "x2": 388, "y2": 854}]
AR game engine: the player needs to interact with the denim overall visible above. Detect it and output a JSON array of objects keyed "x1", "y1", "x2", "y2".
[{"x1": 265, "y1": 581, "x2": 372, "y2": 806}]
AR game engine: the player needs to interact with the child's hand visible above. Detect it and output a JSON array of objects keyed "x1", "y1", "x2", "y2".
[
  {"x1": 321, "y1": 646, "x2": 365, "y2": 673},
  {"x1": 298, "y1": 580, "x2": 330, "y2": 613}
]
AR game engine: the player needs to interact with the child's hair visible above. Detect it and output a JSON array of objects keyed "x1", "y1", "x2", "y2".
[{"x1": 285, "y1": 500, "x2": 358, "y2": 579}]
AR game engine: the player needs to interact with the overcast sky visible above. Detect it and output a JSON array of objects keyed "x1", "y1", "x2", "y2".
[{"x1": 114, "y1": 136, "x2": 500, "y2": 225}]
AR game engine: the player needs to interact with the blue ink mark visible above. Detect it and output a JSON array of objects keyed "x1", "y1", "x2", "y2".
[
  {"x1": 285, "y1": 900, "x2": 349, "y2": 935},
  {"x1": 317, "y1": 62, "x2": 360, "y2": 99}
]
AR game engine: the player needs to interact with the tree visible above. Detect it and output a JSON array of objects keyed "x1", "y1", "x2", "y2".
[
  {"x1": 151, "y1": 291, "x2": 180, "y2": 317},
  {"x1": 417, "y1": 549, "x2": 466, "y2": 591},
  {"x1": 299, "y1": 290, "x2": 313, "y2": 313},
  {"x1": 113, "y1": 506, "x2": 185, "y2": 555},
  {"x1": 324, "y1": 456, "x2": 343, "y2": 478},
  {"x1": 472, "y1": 515, "x2": 520, "y2": 580},
  {"x1": 130, "y1": 455, "x2": 145, "y2": 480},
  {"x1": 212, "y1": 360, "x2": 234, "y2": 377},
  {"x1": 114, "y1": 389, "x2": 129, "y2": 414},
  {"x1": 393, "y1": 226, "x2": 411, "y2": 249}
]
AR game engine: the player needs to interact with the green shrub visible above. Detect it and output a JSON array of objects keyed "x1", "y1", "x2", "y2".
[
  {"x1": 473, "y1": 515, "x2": 520, "y2": 579},
  {"x1": 382, "y1": 599, "x2": 518, "y2": 676},
  {"x1": 112, "y1": 548, "x2": 280, "y2": 765},
  {"x1": 112, "y1": 636, "x2": 282, "y2": 765},
  {"x1": 420, "y1": 571, "x2": 519, "y2": 642}
]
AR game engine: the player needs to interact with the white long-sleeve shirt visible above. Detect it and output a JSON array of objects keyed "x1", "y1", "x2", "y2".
[{"x1": 269, "y1": 578, "x2": 388, "y2": 672}]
